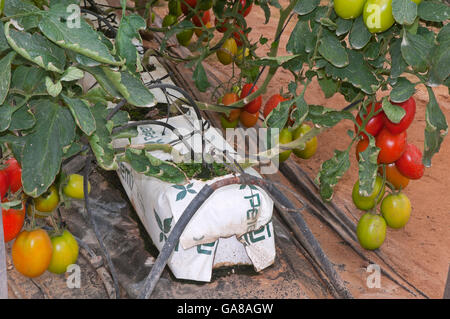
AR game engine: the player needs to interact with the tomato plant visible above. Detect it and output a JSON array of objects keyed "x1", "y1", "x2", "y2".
[
  {"x1": 381, "y1": 193, "x2": 411, "y2": 229},
  {"x1": 12, "y1": 228, "x2": 53, "y2": 278},
  {"x1": 2, "y1": 200, "x2": 25, "y2": 243},
  {"x1": 48, "y1": 229, "x2": 79, "y2": 274}
]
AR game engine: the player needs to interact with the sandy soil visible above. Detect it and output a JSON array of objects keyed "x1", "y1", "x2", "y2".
[{"x1": 151, "y1": 1, "x2": 450, "y2": 299}]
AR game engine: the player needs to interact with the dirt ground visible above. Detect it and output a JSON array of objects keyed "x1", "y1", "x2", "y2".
[{"x1": 152, "y1": 0, "x2": 449, "y2": 299}]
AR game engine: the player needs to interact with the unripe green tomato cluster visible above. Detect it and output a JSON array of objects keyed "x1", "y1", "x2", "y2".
[{"x1": 334, "y1": 0, "x2": 421, "y2": 33}]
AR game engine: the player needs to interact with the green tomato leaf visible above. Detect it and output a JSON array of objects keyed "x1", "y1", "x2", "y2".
[
  {"x1": 423, "y1": 87, "x2": 448, "y2": 167},
  {"x1": 3, "y1": 0, "x2": 41, "y2": 30},
  {"x1": 265, "y1": 99, "x2": 292, "y2": 129},
  {"x1": 316, "y1": 149, "x2": 350, "y2": 201},
  {"x1": 389, "y1": 38, "x2": 408, "y2": 79},
  {"x1": 11, "y1": 65, "x2": 47, "y2": 96},
  {"x1": 335, "y1": 18, "x2": 353, "y2": 37},
  {"x1": 38, "y1": 3, "x2": 121, "y2": 66},
  {"x1": 427, "y1": 24, "x2": 450, "y2": 86},
  {"x1": 293, "y1": 0, "x2": 320, "y2": 15},
  {"x1": 382, "y1": 97, "x2": 406, "y2": 124},
  {"x1": 9, "y1": 98, "x2": 35, "y2": 131},
  {"x1": 401, "y1": 29, "x2": 434, "y2": 73},
  {"x1": 123, "y1": 148, "x2": 187, "y2": 185},
  {"x1": 62, "y1": 94, "x2": 96, "y2": 136},
  {"x1": 306, "y1": 104, "x2": 354, "y2": 127},
  {"x1": 290, "y1": 94, "x2": 309, "y2": 128},
  {"x1": 417, "y1": 1, "x2": 450, "y2": 22},
  {"x1": 88, "y1": 103, "x2": 118, "y2": 171},
  {"x1": 392, "y1": 0, "x2": 418, "y2": 25},
  {"x1": 390, "y1": 77, "x2": 416, "y2": 103},
  {"x1": 22, "y1": 100, "x2": 76, "y2": 197},
  {"x1": 325, "y1": 50, "x2": 379, "y2": 94},
  {"x1": 116, "y1": 13, "x2": 146, "y2": 73},
  {"x1": 0, "y1": 52, "x2": 16, "y2": 105},
  {"x1": 44, "y1": 77, "x2": 61, "y2": 98},
  {"x1": 358, "y1": 136, "x2": 380, "y2": 197},
  {"x1": 5, "y1": 23, "x2": 66, "y2": 73},
  {"x1": 102, "y1": 67, "x2": 155, "y2": 107},
  {"x1": 193, "y1": 61, "x2": 210, "y2": 92},
  {"x1": 0, "y1": 22, "x2": 10, "y2": 54},
  {"x1": 349, "y1": 16, "x2": 372, "y2": 50},
  {"x1": 286, "y1": 20, "x2": 310, "y2": 55},
  {"x1": 318, "y1": 29, "x2": 349, "y2": 68},
  {"x1": 82, "y1": 66, "x2": 122, "y2": 99},
  {"x1": 60, "y1": 66, "x2": 84, "y2": 82},
  {"x1": 318, "y1": 76, "x2": 338, "y2": 98}
]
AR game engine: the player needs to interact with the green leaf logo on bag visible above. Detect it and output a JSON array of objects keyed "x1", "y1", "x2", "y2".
[
  {"x1": 173, "y1": 183, "x2": 196, "y2": 201},
  {"x1": 154, "y1": 209, "x2": 173, "y2": 243}
]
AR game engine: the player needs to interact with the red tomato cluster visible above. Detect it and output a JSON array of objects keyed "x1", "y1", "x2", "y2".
[
  {"x1": 355, "y1": 97, "x2": 424, "y2": 189},
  {"x1": 1, "y1": 157, "x2": 24, "y2": 243}
]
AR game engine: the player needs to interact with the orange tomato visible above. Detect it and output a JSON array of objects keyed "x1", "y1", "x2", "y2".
[
  {"x1": 12, "y1": 229, "x2": 53, "y2": 278},
  {"x1": 381, "y1": 163, "x2": 410, "y2": 190},
  {"x1": 240, "y1": 111, "x2": 258, "y2": 128},
  {"x1": 355, "y1": 137, "x2": 369, "y2": 161},
  {"x1": 221, "y1": 92, "x2": 240, "y2": 121}
]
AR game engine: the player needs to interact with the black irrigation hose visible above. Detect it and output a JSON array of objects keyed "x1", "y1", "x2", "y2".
[
  {"x1": 263, "y1": 184, "x2": 353, "y2": 299},
  {"x1": 83, "y1": 155, "x2": 121, "y2": 299},
  {"x1": 138, "y1": 184, "x2": 216, "y2": 299}
]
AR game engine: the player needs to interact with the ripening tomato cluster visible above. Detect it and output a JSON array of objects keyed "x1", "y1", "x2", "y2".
[
  {"x1": 333, "y1": 0, "x2": 422, "y2": 34},
  {"x1": 162, "y1": 0, "x2": 252, "y2": 65},
  {"x1": 352, "y1": 96, "x2": 425, "y2": 251},
  {"x1": 2, "y1": 170, "x2": 91, "y2": 279},
  {"x1": 219, "y1": 89, "x2": 318, "y2": 163}
]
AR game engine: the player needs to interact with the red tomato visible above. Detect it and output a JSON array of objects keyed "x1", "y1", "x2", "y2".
[
  {"x1": 214, "y1": 17, "x2": 230, "y2": 33},
  {"x1": 375, "y1": 128, "x2": 406, "y2": 164},
  {"x1": 181, "y1": 0, "x2": 197, "y2": 15},
  {"x1": 233, "y1": 28, "x2": 245, "y2": 47},
  {"x1": 385, "y1": 97, "x2": 416, "y2": 134},
  {"x1": 239, "y1": 0, "x2": 253, "y2": 17},
  {"x1": 2, "y1": 200, "x2": 25, "y2": 243},
  {"x1": 395, "y1": 144, "x2": 424, "y2": 180},
  {"x1": 192, "y1": 10, "x2": 210, "y2": 27},
  {"x1": 381, "y1": 163, "x2": 410, "y2": 190},
  {"x1": 240, "y1": 83, "x2": 262, "y2": 113},
  {"x1": 4, "y1": 158, "x2": 22, "y2": 193},
  {"x1": 0, "y1": 170, "x2": 8, "y2": 200},
  {"x1": 355, "y1": 137, "x2": 369, "y2": 161},
  {"x1": 263, "y1": 94, "x2": 287, "y2": 118},
  {"x1": 355, "y1": 102, "x2": 385, "y2": 138}
]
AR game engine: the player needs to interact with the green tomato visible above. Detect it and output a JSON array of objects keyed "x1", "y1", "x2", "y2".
[
  {"x1": 63, "y1": 174, "x2": 91, "y2": 200},
  {"x1": 220, "y1": 115, "x2": 239, "y2": 129},
  {"x1": 216, "y1": 38, "x2": 238, "y2": 65},
  {"x1": 381, "y1": 193, "x2": 411, "y2": 229},
  {"x1": 357, "y1": 213, "x2": 387, "y2": 250},
  {"x1": 352, "y1": 176, "x2": 385, "y2": 211},
  {"x1": 279, "y1": 128, "x2": 293, "y2": 163},
  {"x1": 162, "y1": 14, "x2": 177, "y2": 27},
  {"x1": 292, "y1": 124, "x2": 318, "y2": 159},
  {"x1": 168, "y1": 0, "x2": 182, "y2": 17},
  {"x1": 363, "y1": 0, "x2": 395, "y2": 33},
  {"x1": 48, "y1": 230, "x2": 79, "y2": 274},
  {"x1": 198, "y1": 0, "x2": 213, "y2": 10},
  {"x1": 334, "y1": 0, "x2": 367, "y2": 20},
  {"x1": 34, "y1": 185, "x2": 60, "y2": 213},
  {"x1": 176, "y1": 29, "x2": 194, "y2": 47}
]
